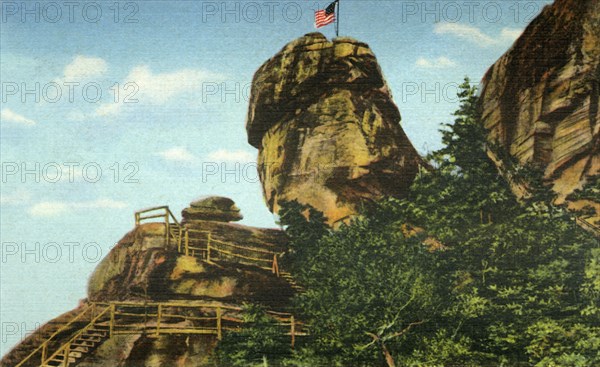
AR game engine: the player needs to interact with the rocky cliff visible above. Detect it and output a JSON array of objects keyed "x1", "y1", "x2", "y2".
[
  {"x1": 479, "y1": 0, "x2": 599, "y2": 212},
  {"x1": 1, "y1": 198, "x2": 293, "y2": 367},
  {"x1": 247, "y1": 33, "x2": 422, "y2": 225}
]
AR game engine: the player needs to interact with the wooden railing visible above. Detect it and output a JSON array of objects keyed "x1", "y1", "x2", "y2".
[
  {"x1": 576, "y1": 216, "x2": 600, "y2": 238},
  {"x1": 14, "y1": 304, "x2": 108, "y2": 367},
  {"x1": 135, "y1": 206, "x2": 184, "y2": 249},
  {"x1": 92, "y1": 301, "x2": 304, "y2": 346},
  {"x1": 41, "y1": 305, "x2": 111, "y2": 366},
  {"x1": 207, "y1": 238, "x2": 282, "y2": 276},
  {"x1": 134, "y1": 206, "x2": 283, "y2": 276},
  {"x1": 15, "y1": 301, "x2": 306, "y2": 367}
]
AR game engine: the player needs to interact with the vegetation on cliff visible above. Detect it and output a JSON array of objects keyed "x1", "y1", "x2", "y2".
[{"x1": 219, "y1": 80, "x2": 599, "y2": 367}]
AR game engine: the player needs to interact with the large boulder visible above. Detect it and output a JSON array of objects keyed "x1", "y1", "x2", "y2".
[
  {"x1": 182, "y1": 196, "x2": 243, "y2": 223},
  {"x1": 88, "y1": 222, "x2": 291, "y2": 307},
  {"x1": 479, "y1": 0, "x2": 599, "y2": 212},
  {"x1": 246, "y1": 33, "x2": 422, "y2": 225}
]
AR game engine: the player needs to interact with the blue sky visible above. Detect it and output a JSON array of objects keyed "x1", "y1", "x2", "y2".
[{"x1": 0, "y1": 0, "x2": 553, "y2": 355}]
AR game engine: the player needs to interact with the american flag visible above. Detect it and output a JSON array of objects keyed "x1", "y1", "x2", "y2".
[{"x1": 315, "y1": 0, "x2": 338, "y2": 29}]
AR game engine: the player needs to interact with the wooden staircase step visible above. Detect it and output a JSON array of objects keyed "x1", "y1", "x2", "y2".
[
  {"x1": 71, "y1": 341, "x2": 96, "y2": 347},
  {"x1": 48, "y1": 356, "x2": 77, "y2": 364},
  {"x1": 72, "y1": 346, "x2": 90, "y2": 353},
  {"x1": 82, "y1": 332, "x2": 107, "y2": 337},
  {"x1": 77, "y1": 336, "x2": 103, "y2": 343}
]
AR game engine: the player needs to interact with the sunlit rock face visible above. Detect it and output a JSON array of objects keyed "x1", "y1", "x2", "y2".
[
  {"x1": 247, "y1": 33, "x2": 421, "y2": 225},
  {"x1": 479, "y1": 0, "x2": 599, "y2": 211}
]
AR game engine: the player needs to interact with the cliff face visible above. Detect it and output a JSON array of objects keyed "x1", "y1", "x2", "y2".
[
  {"x1": 247, "y1": 33, "x2": 421, "y2": 224},
  {"x1": 88, "y1": 222, "x2": 291, "y2": 307},
  {"x1": 2, "y1": 198, "x2": 292, "y2": 367},
  {"x1": 479, "y1": 0, "x2": 599, "y2": 207}
]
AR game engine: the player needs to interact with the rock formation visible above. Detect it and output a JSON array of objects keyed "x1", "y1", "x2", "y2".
[
  {"x1": 88, "y1": 222, "x2": 291, "y2": 306},
  {"x1": 247, "y1": 33, "x2": 422, "y2": 224},
  {"x1": 479, "y1": 0, "x2": 599, "y2": 214},
  {"x1": 182, "y1": 196, "x2": 243, "y2": 223},
  {"x1": 2, "y1": 198, "x2": 292, "y2": 367}
]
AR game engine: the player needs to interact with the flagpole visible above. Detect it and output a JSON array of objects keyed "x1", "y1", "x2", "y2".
[{"x1": 336, "y1": 0, "x2": 340, "y2": 37}]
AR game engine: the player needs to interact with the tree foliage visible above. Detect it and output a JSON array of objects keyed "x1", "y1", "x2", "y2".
[
  {"x1": 220, "y1": 79, "x2": 599, "y2": 366},
  {"x1": 215, "y1": 304, "x2": 291, "y2": 367}
]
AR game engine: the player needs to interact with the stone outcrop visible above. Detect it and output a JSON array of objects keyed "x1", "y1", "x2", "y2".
[
  {"x1": 88, "y1": 222, "x2": 290, "y2": 307},
  {"x1": 182, "y1": 196, "x2": 243, "y2": 223},
  {"x1": 246, "y1": 33, "x2": 422, "y2": 224},
  {"x1": 479, "y1": 0, "x2": 599, "y2": 210},
  {"x1": 2, "y1": 205, "x2": 292, "y2": 367}
]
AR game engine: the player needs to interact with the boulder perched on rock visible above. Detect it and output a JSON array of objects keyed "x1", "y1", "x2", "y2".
[
  {"x1": 246, "y1": 33, "x2": 422, "y2": 225},
  {"x1": 479, "y1": 0, "x2": 599, "y2": 209},
  {"x1": 182, "y1": 196, "x2": 243, "y2": 223}
]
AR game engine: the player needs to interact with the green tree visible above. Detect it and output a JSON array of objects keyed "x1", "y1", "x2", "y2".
[
  {"x1": 277, "y1": 200, "x2": 330, "y2": 274},
  {"x1": 401, "y1": 78, "x2": 599, "y2": 366},
  {"x1": 272, "y1": 78, "x2": 599, "y2": 366},
  {"x1": 216, "y1": 304, "x2": 291, "y2": 367},
  {"x1": 280, "y1": 201, "x2": 440, "y2": 367}
]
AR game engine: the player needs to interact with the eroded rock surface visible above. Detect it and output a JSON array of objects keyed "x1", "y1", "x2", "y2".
[
  {"x1": 182, "y1": 196, "x2": 243, "y2": 223},
  {"x1": 88, "y1": 222, "x2": 290, "y2": 306},
  {"x1": 247, "y1": 33, "x2": 422, "y2": 224},
  {"x1": 479, "y1": 0, "x2": 599, "y2": 209}
]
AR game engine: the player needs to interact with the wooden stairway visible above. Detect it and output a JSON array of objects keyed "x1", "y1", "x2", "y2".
[
  {"x1": 16, "y1": 301, "x2": 306, "y2": 366},
  {"x1": 43, "y1": 327, "x2": 109, "y2": 367},
  {"x1": 14, "y1": 206, "x2": 309, "y2": 367}
]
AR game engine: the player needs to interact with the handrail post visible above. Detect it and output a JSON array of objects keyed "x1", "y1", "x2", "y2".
[
  {"x1": 156, "y1": 304, "x2": 162, "y2": 337},
  {"x1": 164, "y1": 210, "x2": 170, "y2": 247},
  {"x1": 41, "y1": 343, "x2": 47, "y2": 363},
  {"x1": 91, "y1": 303, "x2": 96, "y2": 322},
  {"x1": 290, "y1": 316, "x2": 295, "y2": 348},
  {"x1": 185, "y1": 230, "x2": 189, "y2": 256},
  {"x1": 109, "y1": 304, "x2": 115, "y2": 338},
  {"x1": 63, "y1": 342, "x2": 70, "y2": 367},
  {"x1": 135, "y1": 212, "x2": 140, "y2": 226},
  {"x1": 272, "y1": 255, "x2": 280, "y2": 277},
  {"x1": 177, "y1": 227, "x2": 182, "y2": 253},
  {"x1": 217, "y1": 306, "x2": 222, "y2": 340},
  {"x1": 207, "y1": 232, "x2": 212, "y2": 263}
]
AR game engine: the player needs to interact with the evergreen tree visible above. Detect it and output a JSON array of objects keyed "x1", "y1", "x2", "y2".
[{"x1": 216, "y1": 304, "x2": 291, "y2": 367}]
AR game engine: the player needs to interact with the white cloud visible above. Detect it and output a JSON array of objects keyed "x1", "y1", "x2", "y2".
[
  {"x1": 0, "y1": 189, "x2": 32, "y2": 205},
  {"x1": 126, "y1": 65, "x2": 223, "y2": 104},
  {"x1": 434, "y1": 23, "x2": 524, "y2": 48},
  {"x1": 1, "y1": 108, "x2": 36, "y2": 126},
  {"x1": 500, "y1": 28, "x2": 524, "y2": 42},
  {"x1": 415, "y1": 56, "x2": 457, "y2": 69},
  {"x1": 94, "y1": 103, "x2": 122, "y2": 117},
  {"x1": 29, "y1": 201, "x2": 70, "y2": 217},
  {"x1": 434, "y1": 23, "x2": 496, "y2": 47},
  {"x1": 62, "y1": 55, "x2": 108, "y2": 81},
  {"x1": 158, "y1": 147, "x2": 197, "y2": 162},
  {"x1": 66, "y1": 110, "x2": 87, "y2": 122},
  {"x1": 207, "y1": 149, "x2": 255, "y2": 163},
  {"x1": 89, "y1": 65, "x2": 223, "y2": 118},
  {"x1": 29, "y1": 199, "x2": 127, "y2": 217}
]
